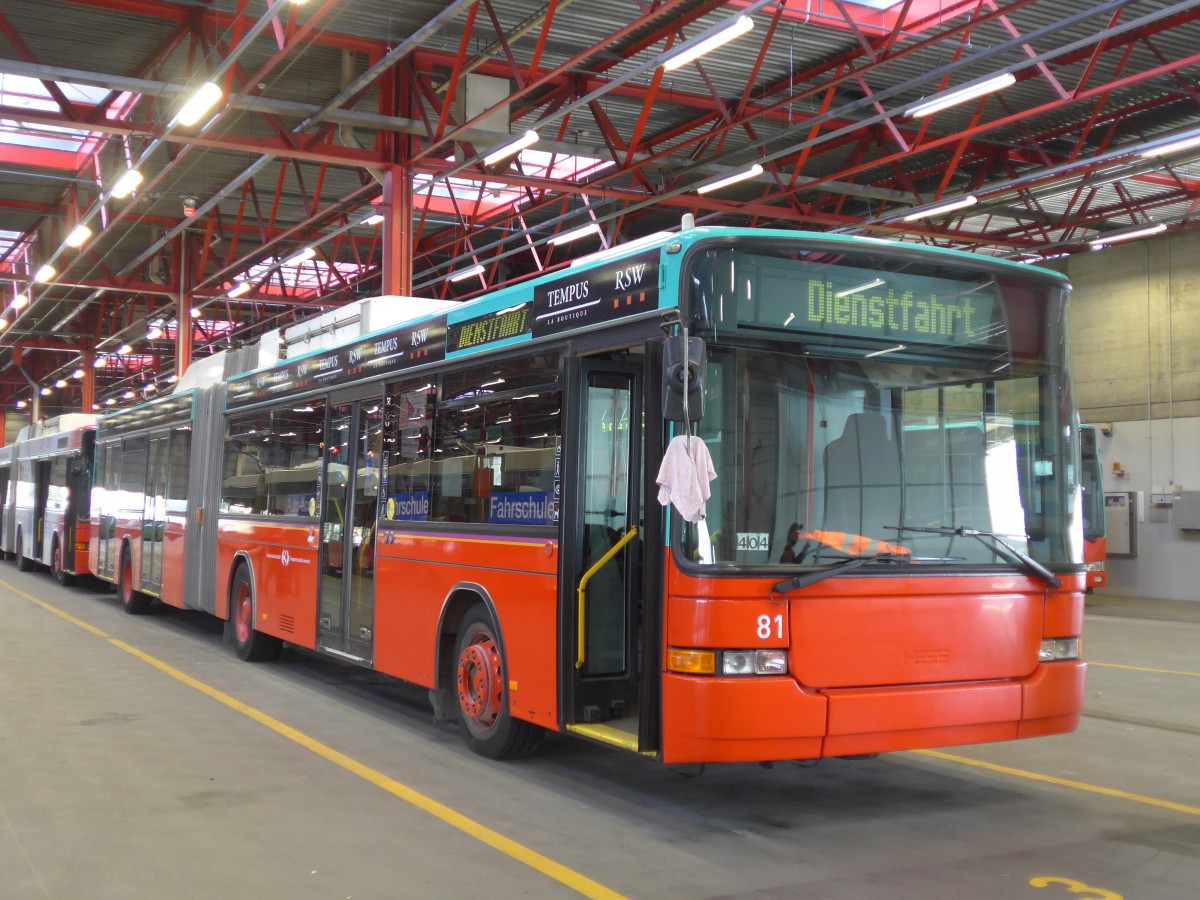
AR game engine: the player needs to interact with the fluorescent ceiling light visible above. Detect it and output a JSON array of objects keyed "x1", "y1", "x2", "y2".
[
  {"x1": 1088, "y1": 223, "x2": 1167, "y2": 247},
  {"x1": 34, "y1": 264, "x2": 56, "y2": 281},
  {"x1": 906, "y1": 72, "x2": 1016, "y2": 118},
  {"x1": 362, "y1": 213, "x2": 385, "y2": 226},
  {"x1": 55, "y1": 379, "x2": 68, "y2": 388},
  {"x1": 104, "y1": 398, "x2": 115, "y2": 406},
  {"x1": 72, "y1": 369, "x2": 85, "y2": 379},
  {"x1": 173, "y1": 81, "x2": 223, "y2": 127},
  {"x1": 65, "y1": 224, "x2": 92, "y2": 248},
  {"x1": 697, "y1": 163, "x2": 764, "y2": 194},
  {"x1": 662, "y1": 15, "x2": 754, "y2": 71},
  {"x1": 286, "y1": 247, "x2": 317, "y2": 266},
  {"x1": 483, "y1": 130, "x2": 539, "y2": 166},
  {"x1": 227, "y1": 281, "x2": 252, "y2": 298},
  {"x1": 902, "y1": 194, "x2": 978, "y2": 221},
  {"x1": 40, "y1": 387, "x2": 52, "y2": 396},
  {"x1": 11, "y1": 292, "x2": 28, "y2": 310},
  {"x1": 146, "y1": 326, "x2": 164, "y2": 341},
  {"x1": 1139, "y1": 132, "x2": 1200, "y2": 158},
  {"x1": 111, "y1": 169, "x2": 144, "y2": 199},
  {"x1": 835, "y1": 277, "x2": 885, "y2": 298},
  {"x1": 118, "y1": 343, "x2": 133, "y2": 355},
  {"x1": 548, "y1": 222, "x2": 602, "y2": 245},
  {"x1": 450, "y1": 264, "x2": 485, "y2": 282},
  {"x1": 123, "y1": 390, "x2": 135, "y2": 399},
  {"x1": 866, "y1": 344, "x2": 907, "y2": 358}
]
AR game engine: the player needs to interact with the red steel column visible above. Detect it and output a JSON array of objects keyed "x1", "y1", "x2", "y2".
[
  {"x1": 81, "y1": 347, "x2": 95, "y2": 413},
  {"x1": 175, "y1": 233, "x2": 193, "y2": 376},
  {"x1": 381, "y1": 164, "x2": 413, "y2": 297}
]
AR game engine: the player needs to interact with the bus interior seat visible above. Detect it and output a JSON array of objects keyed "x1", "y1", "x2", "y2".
[{"x1": 823, "y1": 412, "x2": 902, "y2": 540}]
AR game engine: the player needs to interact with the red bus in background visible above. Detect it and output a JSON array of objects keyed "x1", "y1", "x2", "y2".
[
  {"x1": 1080, "y1": 424, "x2": 1106, "y2": 590},
  {"x1": 88, "y1": 226, "x2": 1088, "y2": 765},
  {"x1": 0, "y1": 414, "x2": 98, "y2": 584}
]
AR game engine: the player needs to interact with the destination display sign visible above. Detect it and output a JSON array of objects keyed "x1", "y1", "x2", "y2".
[
  {"x1": 227, "y1": 316, "x2": 448, "y2": 409},
  {"x1": 448, "y1": 302, "x2": 532, "y2": 353},
  {"x1": 532, "y1": 249, "x2": 660, "y2": 338},
  {"x1": 740, "y1": 257, "x2": 1003, "y2": 349}
]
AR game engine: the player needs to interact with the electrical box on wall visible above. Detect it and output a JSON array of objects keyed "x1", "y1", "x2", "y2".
[
  {"x1": 1172, "y1": 492, "x2": 1200, "y2": 531},
  {"x1": 1105, "y1": 491, "x2": 1138, "y2": 557}
]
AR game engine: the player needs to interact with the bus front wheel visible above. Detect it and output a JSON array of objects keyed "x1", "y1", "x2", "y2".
[
  {"x1": 118, "y1": 550, "x2": 150, "y2": 615},
  {"x1": 51, "y1": 539, "x2": 75, "y2": 587},
  {"x1": 230, "y1": 567, "x2": 282, "y2": 662},
  {"x1": 454, "y1": 605, "x2": 542, "y2": 760}
]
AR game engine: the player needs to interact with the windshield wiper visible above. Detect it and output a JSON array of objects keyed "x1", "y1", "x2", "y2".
[
  {"x1": 884, "y1": 525, "x2": 1061, "y2": 588},
  {"x1": 771, "y1": 553, "x2": 908, "y2": 595}
]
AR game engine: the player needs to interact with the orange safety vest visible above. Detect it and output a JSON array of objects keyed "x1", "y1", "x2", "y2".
[{"x1": 792, "y1": 529, "x2": 911, "y2": 557}]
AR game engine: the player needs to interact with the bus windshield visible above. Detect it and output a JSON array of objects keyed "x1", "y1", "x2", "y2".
[{"x1": 683, "y1": 241, "x2": 1080, "y2": 570}]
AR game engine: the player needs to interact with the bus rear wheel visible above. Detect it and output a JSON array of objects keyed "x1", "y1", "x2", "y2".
[
  {"x1": 231, "y1": 567, "x2": 281, "y2": 662},
  {"x1": 454, "y1": 605, "x2": 542, "y2": 760},
  {"x1": 118, "y1": 550, "x2": 150, "y2": 614},
  {"x1": 52, "y1": 540, "x2": 75, "y2": 587}
]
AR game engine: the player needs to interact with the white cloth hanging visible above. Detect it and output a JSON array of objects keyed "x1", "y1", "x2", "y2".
[{"x1": 656, "y1": 434, "x2": 716, "y2": 524}]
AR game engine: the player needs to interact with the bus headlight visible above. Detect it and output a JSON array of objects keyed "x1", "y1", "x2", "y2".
[
  {"x1": 667, "y1": 648, "x2": 788, "y2": 676},
  {"x1": 721, "y1": 649, "x2": 788, "y2": 676},
  {"x1": 1039, "y1": 637, "x2": 1081, "y2": 661},
  {"x1": 1085, "y1": 561, "x2": 1105, "y2": 573}
]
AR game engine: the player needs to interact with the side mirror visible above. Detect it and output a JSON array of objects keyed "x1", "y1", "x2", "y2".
[{"x1": 662, "y1": 334, "x2": 705, "y2": 422}]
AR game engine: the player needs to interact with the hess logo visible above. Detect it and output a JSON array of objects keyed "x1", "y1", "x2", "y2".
[{"x1": 905, "y1": 649, "x2": 949, "y2": 665}]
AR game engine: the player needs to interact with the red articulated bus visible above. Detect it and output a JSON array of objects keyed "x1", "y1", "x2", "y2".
[
  {"x1": 1, "y1": 414, "x2": 98, "y2": 585},
  {"x1": 89, "y1": 225, "x2": 1087, "y2": 764},
  {"x1": 1080, "y1": 424, "x2": 1106, "y2": 590}
]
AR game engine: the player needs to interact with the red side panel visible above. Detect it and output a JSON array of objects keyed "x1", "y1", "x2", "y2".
[
  {"x1": 373, "y1": 531, "x2": 560, "y2": 730},
  {"x1": 157, "y1": 519, "x2": 187, "y2": 607},
  {"x1": 72, "y1": 519, "x2": 92, "y2": 575},
  {"x1": 216, "y1": 520, "x2": 320, "y2": 648}
]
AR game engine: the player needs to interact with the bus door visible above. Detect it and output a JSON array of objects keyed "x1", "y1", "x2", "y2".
[
  {"x1": 33, "y1": 458, "x2": 51, "y2": 559},
  {"x1": 564, "y1": 360, "x2": 643, "y2": 741},
  {"x1": 317, "y1": 392, "x2": 384, "y2": 663},
  {"x1": 140, "y1": 436, "x2": 168, "y2": 594},
  {"x1": 0, "y1": 463, "x2": 10, "y2": 554}
]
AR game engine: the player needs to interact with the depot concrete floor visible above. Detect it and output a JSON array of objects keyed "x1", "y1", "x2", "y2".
[{"x1": 1, "y1": 568, "x2": 1198, "y2": 900}]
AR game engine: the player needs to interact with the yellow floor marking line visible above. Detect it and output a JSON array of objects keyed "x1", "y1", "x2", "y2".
[
  {"x1": 7, "y1": 581, "x2": 627, "y2": 900},
  {"x1": 1089, "y1": 661, "x2": 1200, "y2": 678},
  {"x1": 912, "y1": 748, "x2": 1200, "y2": 818}
]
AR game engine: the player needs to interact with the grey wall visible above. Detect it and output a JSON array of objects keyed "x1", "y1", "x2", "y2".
[{"x1": 1065, "y1": 232, "x2": 1200, "y2": 602}]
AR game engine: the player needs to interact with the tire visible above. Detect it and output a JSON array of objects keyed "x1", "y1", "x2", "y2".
[
  {"x1": 14, "y1": 530, "x2": 32, "y2": 572},
  {"x1": 118, "y1": 549, "x2": 150, "y2": 615},
  {"x1": 52, "y1": 539, "x2": 75, "y2": 587},
  {"x1": 230, "y1": 566, "x2": 282, "y2": 662},
  {"x1": 454, "y1": 605, "x2": 543, "y2": 760}
]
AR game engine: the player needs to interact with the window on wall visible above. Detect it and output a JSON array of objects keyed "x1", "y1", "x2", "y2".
[
  {"x1": 222, "y1": 401, "x2": 326, "y2": 516},
  {"x1": 424, "y1": 353, "x2": 561, "y2": 526}
]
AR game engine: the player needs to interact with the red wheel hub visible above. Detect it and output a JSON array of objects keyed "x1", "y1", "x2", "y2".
[
  {"x1": 456, "y1": 631, "x2": 502, "y2": 729},
  {"x1": 235, "y1": 584, "x2": 252, "y2": 644}
]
